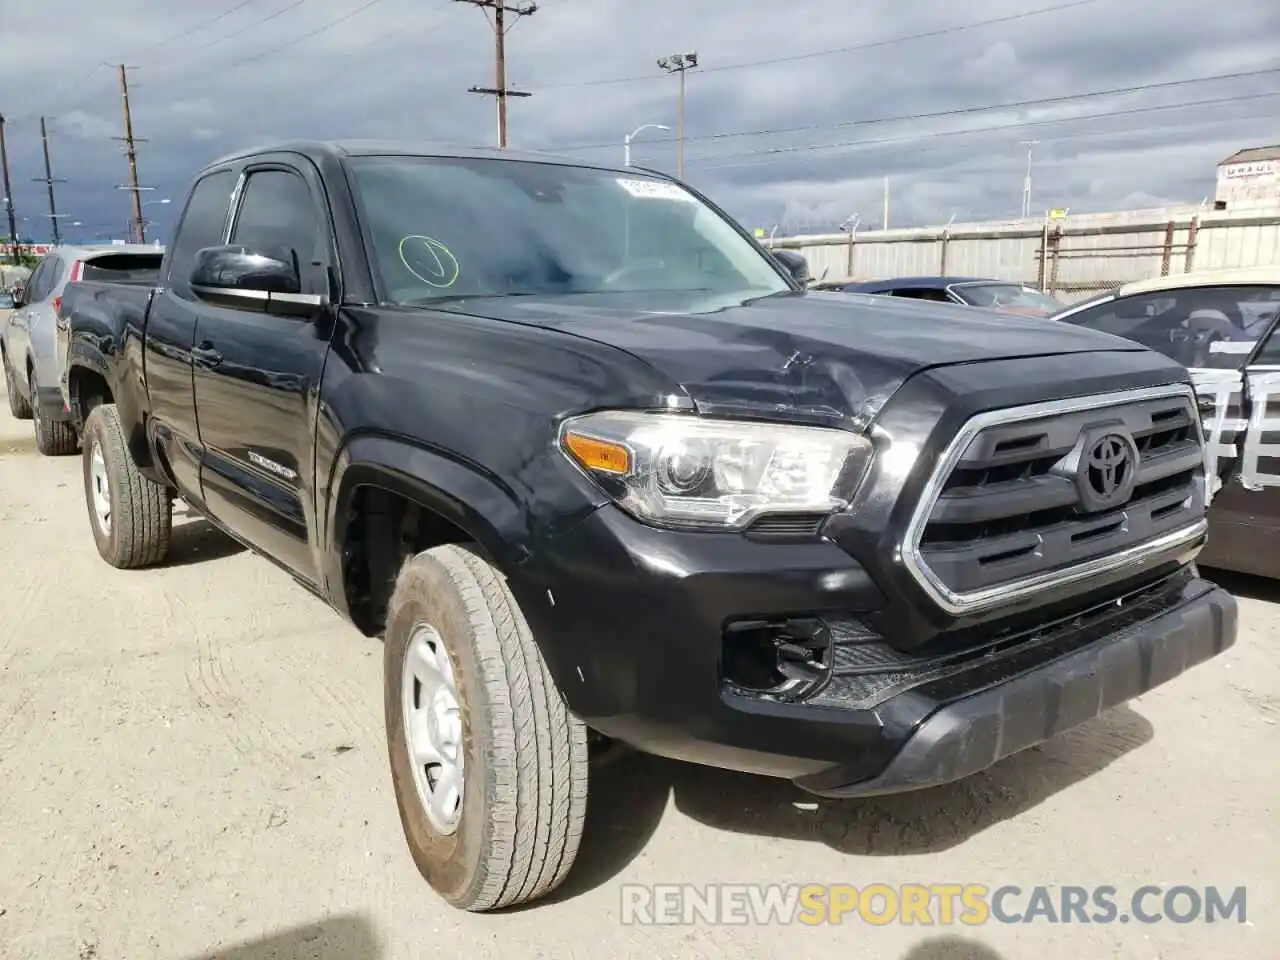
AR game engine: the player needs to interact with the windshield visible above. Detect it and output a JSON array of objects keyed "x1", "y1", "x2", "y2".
[
  {"x1": 345, "y1": 155, "x2": 792, "y2": 305},
  {"x1": 953, "y1": 282, "x2": 1061, "y2": 312}
]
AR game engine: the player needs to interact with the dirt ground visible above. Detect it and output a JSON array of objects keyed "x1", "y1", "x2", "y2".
[{"x1": 0, "y1": 381, "x2": 1275, "y2": 960}]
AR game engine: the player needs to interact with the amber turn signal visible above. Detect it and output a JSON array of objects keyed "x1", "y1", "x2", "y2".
[{"x1": 562, "y1": 431, "x2": 631, "y2": 475}]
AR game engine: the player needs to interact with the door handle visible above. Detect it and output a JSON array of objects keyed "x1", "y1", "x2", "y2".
[{"x1": 191, "y1": 342, "x2": 223, "y2": 367}]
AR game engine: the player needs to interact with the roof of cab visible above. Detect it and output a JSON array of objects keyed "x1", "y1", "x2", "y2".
[
  {"x1": 1117, "y1": 266, "x2": 1280, "y2": 297},
  {"x1": 204, "y1": 139, "x2": 639, "y2": 176}
]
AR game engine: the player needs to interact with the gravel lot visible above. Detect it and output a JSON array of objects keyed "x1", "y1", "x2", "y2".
[{"x1": 0, "y1": 372, "x2": 1275, "y2": 960}]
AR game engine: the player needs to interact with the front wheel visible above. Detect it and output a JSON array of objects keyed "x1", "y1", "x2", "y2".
[
  {"x1": 384, "y1": 544, "x2": 589, "y2": 911},
  {"x1": 81, "y1": 403, "x2": 172, "y2": 568}
]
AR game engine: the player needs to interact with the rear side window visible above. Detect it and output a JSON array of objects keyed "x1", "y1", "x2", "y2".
[
  {"x1": 81, "y1": 254, "x2": 165, "y2": 285},
  {"x1": 1059, "y1": 285, "x2": 1280, "y2": 370},
  {"x1": 31, "y1": 257, "x2": 63, "y2": 302},
  {"x1": 167, "y1": 170, "x2": 236, "y2": 293}
]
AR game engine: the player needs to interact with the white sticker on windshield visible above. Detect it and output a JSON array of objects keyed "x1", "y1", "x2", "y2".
[
  {"x1": 1209, "y1": 340, "x2": 1257, "y2": 354},
  {"x1": 616, "y1": 178, "x2": 695, "y2": 202}
]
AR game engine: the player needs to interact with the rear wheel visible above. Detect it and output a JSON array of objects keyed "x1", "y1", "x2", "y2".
[
  {"x1": 81, "y1": 403, "x2": 172, "y2": 568},
  {"x1": 384, "y1": 544, "x2": 589, "y2": 911},
  {"x1": 3, "y1": 352, "x2": 31, "y2": 420},
  {"x1": 31, "y1": 376, "x2": 77, "y2": 455}
]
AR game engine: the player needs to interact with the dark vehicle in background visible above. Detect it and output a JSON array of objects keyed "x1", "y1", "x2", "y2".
[
  {"x1": 61, "y1": 140, "x2": 1235, "y2": 912},
  {"x1": 837, "y1": 276, "x2": 1063, "y2": 316},
  {"x1": 1052, "y1": 266, "x2": 1280, "y2": 579}
]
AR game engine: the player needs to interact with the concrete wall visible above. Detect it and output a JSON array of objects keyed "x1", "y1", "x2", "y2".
[{"x1": 773, "y1": 201, "x2": 1280, "y2": 304}]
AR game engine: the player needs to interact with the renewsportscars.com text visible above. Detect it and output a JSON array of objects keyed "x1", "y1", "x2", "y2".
[{"x1": 620, "y1": 883, "x2": 1248, "y2": 926}]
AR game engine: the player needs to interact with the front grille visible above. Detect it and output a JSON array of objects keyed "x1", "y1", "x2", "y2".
[{"x1": 902, "y1": 384, "x2": 1208, "y2": 616}]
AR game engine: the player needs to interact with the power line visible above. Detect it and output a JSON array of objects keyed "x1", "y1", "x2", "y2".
[
  {"x1": 141, "y1": 0, "x2": 311, "y2": 70},
  {"x1": 536, "y1": 0, "x2": 1101, "y2": 89},
  {"x1": 548, "y1": 65, "x2": 1280, "y2": 153},
  {"x1": 155, "y1": 0, "x2": 259, "y2": 45},
  {"x1": 217, "y1": 0, "x2": 391, "y2": 69},
  {"x1": 686, "y1": 91, "x2": 1280, "y2": 171}
]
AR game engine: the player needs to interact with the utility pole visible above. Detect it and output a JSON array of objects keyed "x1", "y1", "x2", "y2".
[
  {"x1": 1020, "y1": 139, "x2": 1039, "y2": 219},
  {"x1": 32, "y1": 117, "x2": 66, "y2": 245},
  {"x1": 114, "y1": 64, "x2": 151, "y2": 244},
  {"x1": 882, "y1": 175, "x2": 890, "y2": 230},
  {"x1": 657, "y1": 52, "x2": 697, "y2": 179},
  {"x1": 0, "y1": 114, "x2": 19, "y2": 262},
  {"x1": 457, "y1": 0, "x2": 536, "y2": 148}
]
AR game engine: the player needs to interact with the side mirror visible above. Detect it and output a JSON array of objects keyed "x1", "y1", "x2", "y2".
[
  {"x1": 770, "y1": 249, "x2": 811, "y2": 286},
  {"x1": 189, "y1": 244, "x2": 325, "y2": 318}
]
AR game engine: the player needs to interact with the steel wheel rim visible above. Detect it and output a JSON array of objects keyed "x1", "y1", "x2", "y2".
[
  {"x1": 402, "y1": 623, "x2": 464, "y2": 835},
  {"x1": 89, "y1": 440, "x2": 112, "y2": 535}
]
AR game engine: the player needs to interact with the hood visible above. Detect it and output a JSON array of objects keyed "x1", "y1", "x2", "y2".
[{"x1": 436, "y1": 289, "x2": 1148, "y2": 425}]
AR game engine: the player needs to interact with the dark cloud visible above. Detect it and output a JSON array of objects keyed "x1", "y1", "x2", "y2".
[{"x1": 1, "y1": 0, "x2": 1276, "y2": 242}]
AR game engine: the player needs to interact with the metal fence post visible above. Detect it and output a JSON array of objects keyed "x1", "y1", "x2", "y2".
[
  {"x1": 1036, "y1": 221, "x2": 1049, "y2": 290},
  {"x1": 1047, "y1": 226, "x2": 1063, "y2": 294},
  {"x1": 1160, "y1": 220, "x2": 1175, "y2": 276},
  {"x1": 1185, "y1": 217, "x2": 1200, "y2": 273}
]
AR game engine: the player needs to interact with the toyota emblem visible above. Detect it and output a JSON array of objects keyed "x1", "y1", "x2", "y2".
[{"x1": 1080, "y1": 432, "x2": 1138, "y2": 509}]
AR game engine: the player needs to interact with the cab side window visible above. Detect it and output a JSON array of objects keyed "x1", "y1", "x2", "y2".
[
  {"x1": 230, "y1": 170, "x2": 321, "y2": 291},
  {"x1": 891, "y1": 288, "x2": 953, "y2": 303},
  {"x1": 167, "y1": 170, "x2": 237, "y2": 295}
]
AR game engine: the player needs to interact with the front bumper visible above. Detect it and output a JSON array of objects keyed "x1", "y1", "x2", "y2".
[
  {"x1": 795, "y1": 574, "x2": 1236, "y2": 797},
  {"x1": 519, "y1": 505, "x2": 1236, "y2": 795}
]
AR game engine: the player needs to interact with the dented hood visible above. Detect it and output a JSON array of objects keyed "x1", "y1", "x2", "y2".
[{"x1": 441, "y1": 289, "x2": 1149, "y2": 424}]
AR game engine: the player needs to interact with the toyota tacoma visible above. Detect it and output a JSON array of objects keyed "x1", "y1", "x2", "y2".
[{"x1": 59, "y1": 140, "x2": 1236, "y2": 912}]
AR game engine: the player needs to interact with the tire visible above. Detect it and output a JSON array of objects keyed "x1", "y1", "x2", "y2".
[
  {"x1": 81, "y1": 403, "x2": 172, "y2": 568},
  {"x1": 384, "y1": 544, "x2": 589, "y2": 912},
  {"x1": 32, "y1": 378, "x2": 77, "y2": 455},
  {"x1": 3, "y1": 352, "x2": 32, "y2": 420}
]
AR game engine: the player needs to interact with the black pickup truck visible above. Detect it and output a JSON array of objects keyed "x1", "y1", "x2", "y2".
[{"x1": 60, "y1": 140, "x2": 1236, "y2": 912}]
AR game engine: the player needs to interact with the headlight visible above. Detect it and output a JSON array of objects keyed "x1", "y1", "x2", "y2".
[{"x1": 558, "y1": 411, "x2": 873, "y2": 529}]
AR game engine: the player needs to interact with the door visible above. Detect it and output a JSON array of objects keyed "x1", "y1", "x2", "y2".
[
  {"x1": 191, "y1": 160, "x2": 336, "y2": 583},
  {"x1": 144, "y1": 168, "x2": 239, "y2": 502}
]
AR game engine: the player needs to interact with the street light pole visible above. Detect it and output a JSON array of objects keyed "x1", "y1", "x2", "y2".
[
  {"x1": 623, "y1": 123, "x2": 670, "y2": 166},
  {"x1": 1020, "y1": 139, "x2": 1040, "y2": 218},
  {"x1": 657, "y1": 52, "x2": 697, "y2": 179}
]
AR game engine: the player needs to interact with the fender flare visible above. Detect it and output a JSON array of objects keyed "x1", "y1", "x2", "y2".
[{"x1": 322, "y1": 433, "x2": 534, "y2": 604}]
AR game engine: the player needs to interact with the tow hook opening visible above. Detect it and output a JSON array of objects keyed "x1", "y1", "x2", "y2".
[{"x1": 722, "y1": 616, "x2": 833, "y2": 701}]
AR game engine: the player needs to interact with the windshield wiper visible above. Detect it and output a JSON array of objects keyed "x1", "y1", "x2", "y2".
[{"x1": 402, "y1": 291, "x2": 541, "y2": 307}]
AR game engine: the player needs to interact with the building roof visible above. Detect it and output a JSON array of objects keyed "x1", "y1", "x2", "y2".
[
  {"x1": 1218, "y1": 145, "x2": 1280, "y2": 166},
  {"x1": 1116, "y1": 266, "x2": 1280, "y2": 297}
]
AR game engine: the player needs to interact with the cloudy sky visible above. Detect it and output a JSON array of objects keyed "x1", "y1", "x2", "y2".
[{"x1": 1, "y1": 0, "x2": 1277, "y2": 243}]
